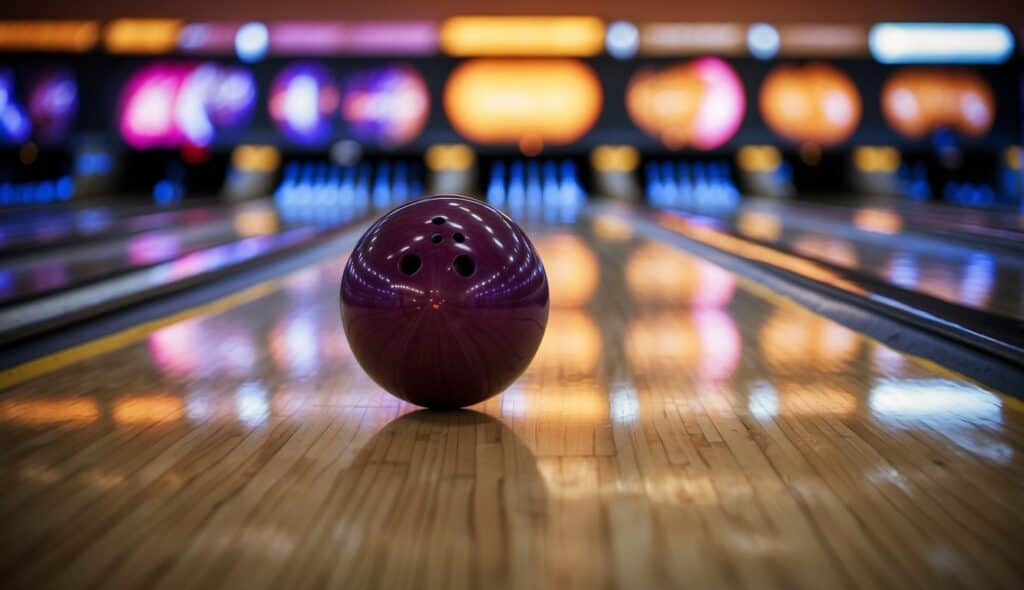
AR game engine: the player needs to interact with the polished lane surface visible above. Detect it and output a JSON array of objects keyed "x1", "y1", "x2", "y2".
[
  {"x1": 0, "y1": 204, "x2": 230, "y2": 255},
  {"x1": 760, "y1": 197, "x2": 1024, "y2": 244},
  {"x1": 676, "y1": 202, "x2": 1024, "y2": 320},
  {"x1": 0, "y1": 219, "x2": 244, "y2": 305},
  {"x1": 0, "y1": 203, "x2": 287, "y2": 307},
  {"x1": 0, "y1": 218, "x2": 1021, "y2": 589}
]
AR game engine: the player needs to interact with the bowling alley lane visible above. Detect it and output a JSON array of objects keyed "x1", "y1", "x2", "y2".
[
  {"x1": 0, "y1": 202, "x2": 232, "y2": 255},
  {"x1": 0, "y1": 212, "x2": 246, "y2": 305},
  {"x1": 659, "y1": 200, "x2": 1024, "y2": 320},
  {"x1": 2, "y1": 218, "x2": 1022, "y2": 589}
]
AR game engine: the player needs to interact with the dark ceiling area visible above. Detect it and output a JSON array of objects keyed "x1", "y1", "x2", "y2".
[{"x1": 3, "y1": 0, "x2": 1022, "y2": 26}]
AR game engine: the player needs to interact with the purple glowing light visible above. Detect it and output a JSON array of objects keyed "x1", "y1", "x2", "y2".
[
  {"x1": 341, "y1": 64, "x2": 430, "y2": 146},
  {"x1": 339, "y1": 21, "x2": 439, "y2": 55},
  {"x1": 128, "y1": 232, "x2": 182, "y2": 265},
  {"x1": 269, "y1": 62, "x2": 339, "y2": 145},
  {"x1": 27, "y1": 68, "x2": 78, "y2": 142},
  {"x1": 179, "y1": 22, "x2": 243, "y2": 53},
  {"x1": 119, "y1": 62, "x2": 257, "y2": 149},
  {"x1": 199, "y1": 64, "x2": 258, "y2": 129},
  {"x1": 269, "y1": 23, "x2": 348, "y2": 55},
  {"x1": 0, "y1": 69, "x2": 31, "y2": 144},
  {"x1": 691, "y1": 57, "x2": 746, "y2": 150},
  {"x1": 268, "y1": 21, "x2": 438, "y2": 56}
]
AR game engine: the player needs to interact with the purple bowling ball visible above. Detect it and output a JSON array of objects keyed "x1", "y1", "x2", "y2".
[{"x1": 340, "y1": 195, "x2": 549, "y2": 409}]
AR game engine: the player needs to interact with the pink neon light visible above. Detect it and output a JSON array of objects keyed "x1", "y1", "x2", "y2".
[
  {"x1": 269, "y1": 21, "x2": 438, "y2": 55},
  {"x1": 178, "y1": 22, "x2": 242, "y2": 53},
  {"x1": 691, "y1": 57, "x2": 746, "y2": 151}
]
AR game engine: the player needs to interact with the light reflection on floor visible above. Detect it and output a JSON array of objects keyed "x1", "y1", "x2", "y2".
[
  {"x1": 696, "y1": 205, "x2": 1023, "y2": 319},
  {"x1": 0, "y1": 224, "x2": 1012, "y2": 444},
  {"x1": 1, "y1": 218, "x2": 1021, "y2": 589}
]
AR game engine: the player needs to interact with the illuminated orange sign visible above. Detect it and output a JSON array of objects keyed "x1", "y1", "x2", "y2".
[
  {"x1": 444, "y1": 59, "x2": 602, "y2": 147},
  {"x1": 759, "y1": 62, "x2": 862, "y2": 147},
  {"x1": 104, "y1": 19, "x2": 183, "y2": 54},
  {"x1": 881, "y1": 68, "x2": 995, "y2": 139},
  {"x1": 625, "y1": 57, "x2": 745, "y2": 150},
  {"x1": 0, "y1": 21, "x2": 98, "y2": 52},
  {"x1": 440, "y1": 16, "x2": 604, "y2": 56}
]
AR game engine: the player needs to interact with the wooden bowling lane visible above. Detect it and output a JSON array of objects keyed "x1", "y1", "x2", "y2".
[{"x1": 1, "y1": 217, "x2": 1022, "y2": 590}]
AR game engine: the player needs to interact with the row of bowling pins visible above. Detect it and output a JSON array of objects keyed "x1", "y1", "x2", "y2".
[
  {"x1": 897, "y1": 163, "x2": 931, "y2": 201},
  {"x1": 942, "y1": 181, "x2": 998, "y2": 207},
  {"x1": 0, "y1": 176, "x2": 75, "y2": 207},
  {"x1": 645, "y1": 160, "x2": 739, "y2": 210},
  {"x1": 153, "y1": 162, "x2": 188, "y2": 206},
  {"x1": 274, "y1": 160, "x2": 423, "y2": 226},
  {"x1": 900, "y1": 162, "x2": 1014, "y2": 208},
  {"x1": 153, "y1": 179, "x2": 185, "y2": 206},
  {"x1": 486, "y1": 160, "x2": 586, "y2": 223}
]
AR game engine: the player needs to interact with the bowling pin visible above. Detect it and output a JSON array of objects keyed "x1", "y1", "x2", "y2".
[
  {"x1": 660, "y1": 161, "x2": 678, "y2": 207},
  {"x1": 487, "y1": 161, "x2": 507, "y2": 208},
  {"x1": 507, "y1": 160, "x2": 526, "y2": 220},
  {"x1": 373, "y1": 161, "x2": 391, "y2": 210},
  {"x1": 559, "y1": 159, "x2": 583, "y2": 223},
  {"x1": 392, "y1": 161, "x2": 409, "y2": 203},
  {"x1": 355, "y1": 162, "x2": 371, "y2": 213},
  {"x1": 526, "y1": 160, "x2": 543, "y2": 219},
  {"x1": 645, "y1": 161, "x2": 662, "y2": 206},
  {"x1": 677, "y1": 162, "x2": 693, "y2": 207}
]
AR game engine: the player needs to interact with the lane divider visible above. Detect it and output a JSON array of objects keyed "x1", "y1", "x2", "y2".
[
  {"x1": 0, "y1": 281, "x2": 279, "y2": 391},
  {"x1": 0, "y1": 219, "x2": 371, "y2": 391}
]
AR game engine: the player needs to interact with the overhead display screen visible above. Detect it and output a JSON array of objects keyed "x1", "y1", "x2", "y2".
[{"x1": 60, "y1": 54, "x2": 1018, "y2": 152}]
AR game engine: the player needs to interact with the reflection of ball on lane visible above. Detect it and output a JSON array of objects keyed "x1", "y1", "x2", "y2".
[{"x1": 341, "y1": 196, "x2": 549, "y2": 409}]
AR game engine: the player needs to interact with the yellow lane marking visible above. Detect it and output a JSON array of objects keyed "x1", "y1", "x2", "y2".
[{"x1": 0, "y1": 281, "x2": 280, "y2": 391}]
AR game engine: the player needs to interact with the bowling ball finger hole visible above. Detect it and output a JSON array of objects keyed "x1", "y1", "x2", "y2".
[
  {"x1": 431, "y1": 216, "x2": 445, "y2": 225},
  {"x1": 431, "y1": 234, "x2": 443, "y2": 243},
  {"x1": 452, "y1": 255, "x2": 475, "y2": 277},
  {"x1": 399, "y1": 254, "x2": 422, "y2": 276},
  {"x1": 452, "y1": 232, "x2": 465, "y2": 243}
]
